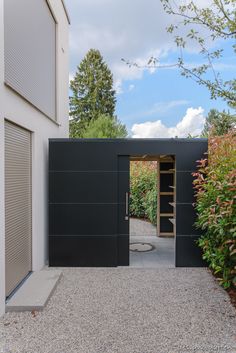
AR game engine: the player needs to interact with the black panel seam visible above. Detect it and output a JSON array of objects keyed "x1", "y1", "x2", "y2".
[
  {"x1": 176, "y1": 171, "x2": 195, "y2": 173},
  {"x1": 49, "y1": 202, "x2": 119, "y2": 205},
  {"x1": 49, "y1": 170, "x2": 129, "y2": 173},
  {"x1": 176, "y1": 234, "x2": 202, "y2": 237},
  {"x1": 49, "y1": 234, "x2": 118, "y2": 237}
]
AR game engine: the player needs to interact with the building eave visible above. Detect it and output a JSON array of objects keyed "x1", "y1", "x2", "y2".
[{"x1": 61, "y1": 0, "x2": 71, "y2": 24}]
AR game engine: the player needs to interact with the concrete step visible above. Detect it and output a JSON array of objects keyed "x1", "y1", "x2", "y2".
[{"x1": 6, "y1": 270, "x2": 62, "y2": 312}]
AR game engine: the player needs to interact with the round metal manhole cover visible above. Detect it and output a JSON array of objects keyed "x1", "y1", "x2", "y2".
[{"x1": 129, "y1": 242, "x2": 155, "y2": 252}]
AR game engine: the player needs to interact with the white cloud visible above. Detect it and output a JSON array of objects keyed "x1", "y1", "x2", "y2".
[
  {"x1": 65, "y1": 0, "x2": 212, "y2": 93},
  {"x1": 128, "y1": 84, "x2": 135, "y2": 92},
  {"x1": 144, "y1": 100, "x2": 189, "y2": 116},
  {"x1": 131, "y1": 107, "x2": 205, "y2": 138},
  {"x1": 114, "y1": 79, "x2": 123, "y2": 95},
  {"x1": 69, "y1": 72, "x2": 74, "y2": 83},
  {"x1": 124, "y1": 100, "x2": 189, "y2": 121}
]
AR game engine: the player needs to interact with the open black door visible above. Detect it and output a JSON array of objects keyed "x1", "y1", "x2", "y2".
[{"x1": 117, "y1": 156, "x2": 130, "y2": 266}]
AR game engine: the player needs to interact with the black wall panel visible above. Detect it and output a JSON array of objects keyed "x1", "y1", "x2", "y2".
[
  {"x1": 176, "y1": 204, "x2": 201, "y2": 236},
  {"x1": 49, "y1": 235, "x2": 117, "y2": 267},
  {"x1": 49, "y1": 171, "x2": 117, "y2": 203},
  {"x1": 118, "y1": 235, "x2": 129, "y2": 266},
  {"x1": 175, "y1": 142, "x2": 207, "y2": 170},
  {"x1": 175, "y1": 235, "x2": 206, "y2": 267},
  {"x1": 176, "y1": 171, "x2": 195, "y2": 203},
  {"x1": 49, "y1": 141, "x2": 117, "y2": 171},
  {"x1": 49, "y1": 138, "x2": 208, "y2": 267},
  {"x1": 49, "y1": 204, "x2": 117, "y2": 236}
]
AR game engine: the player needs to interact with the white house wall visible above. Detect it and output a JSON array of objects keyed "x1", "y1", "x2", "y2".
[{"x1": 0, "y1": 0, "x2": 69, "y2": 316}]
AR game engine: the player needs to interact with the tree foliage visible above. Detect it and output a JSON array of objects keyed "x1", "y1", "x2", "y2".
[
  {"x1": 123, "y1": 1, "x2": 236, "y2": 108},
  {"x1": 201, "y1": 109, "x2": 236, "y2": 137},
  {"x1": 160, "y1": 0, "x2": 236, "y2": 108},
  {"x1": 193, "y1": 129, "x2": 236, "y2": 288},
  {"x1": 130, "y1": 161, "x2": 157, "y2": 225},
  {"x1": 69, "y1": 49, "x2": 116, "y2": 137},
  {"x1": 76, "y1": 114, "x2": 127, "y2": 138}
]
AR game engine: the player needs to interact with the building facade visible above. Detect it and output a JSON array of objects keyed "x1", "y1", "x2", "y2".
[{"x1": 0, "y1": 0, "x2": 69, "y2": 316}]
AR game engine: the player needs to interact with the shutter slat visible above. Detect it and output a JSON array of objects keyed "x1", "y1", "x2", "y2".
[
  {"x1": 5, "y1": 121, "x2": 32, "y2": 296},
  {"x1": 4, "y1": 0, "x2": 56, "y2": 119}
]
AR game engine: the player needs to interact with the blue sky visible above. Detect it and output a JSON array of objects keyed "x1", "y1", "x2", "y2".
[{"x1": 65, "y1": 0, "x2": 235, "y2": 137}]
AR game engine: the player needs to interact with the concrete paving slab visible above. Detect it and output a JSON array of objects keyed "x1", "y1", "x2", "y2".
[
  {"x1": 129, "y1": 218, "x2": 175, "y2": 267},
  {"x1": 130, "y1": 217, "x2": 157, "y2": 236},
  {"x1": 130, "y1": 235, "x2": 175, "y2": 268},
  {"x1": 6, "y1": 270, "x2": 62, "y2": 312}
]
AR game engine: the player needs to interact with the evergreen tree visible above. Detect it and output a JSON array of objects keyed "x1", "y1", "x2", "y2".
[
  {"x1": 69, "y1": 49, "x2": 116, "y2": 136},
  {"x1": 81, "y1": 114, "x2": 127, "y2": 138},
  {"x1": 201, "y1": 109, "x2": 236, "y2": 137}
]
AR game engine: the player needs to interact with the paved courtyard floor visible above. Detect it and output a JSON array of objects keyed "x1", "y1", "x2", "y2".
[
  {"x1": 1, "y1": 268, "x2": 236, "y2": 353},
  {"x1": 130, "y1": 217, "x2": 157, "y2": 236},
  {"x1": 130, "y1": 235, "x2": 175, "y2": 268},
  {"x1": 130, "y1": 218, "x2": 175, "y2": 268}
]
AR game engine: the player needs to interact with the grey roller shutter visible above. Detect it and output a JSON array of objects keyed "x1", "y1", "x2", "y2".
[
  {"x1": 5, "y1": 121, "x2": 32, "y2": 297},
  {"x1": 4, "y1": 0, "x2": 56, "y2": 120}
]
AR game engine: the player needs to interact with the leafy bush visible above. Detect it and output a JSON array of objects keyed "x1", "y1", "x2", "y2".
[
  {"x1": 130, "y1": 161, "x2": 157, "y2": 225},
  {"x1": 193, "y1": 129, "x2": 236, "y2": 288},
  {"x1": 82, "y1": 114, "x2": 127, "y2": 138},
  {"x1": 144, "y1": 188, "x2": 157, "y2": 225}
]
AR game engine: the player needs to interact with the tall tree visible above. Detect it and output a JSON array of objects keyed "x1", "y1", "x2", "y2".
[
  {"x1": 69, "y1": 49, "x2": 116, "y2": 136},
  {"x1": 80, "y1": 114, "x2": 127, "y2": 138},
  {"x1": 201, "y1": 109, "x2": 236, "y2": 137}
]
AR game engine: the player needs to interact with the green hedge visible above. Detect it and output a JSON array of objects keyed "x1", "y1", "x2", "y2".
[
  {"x1": 193, "y1": 130, "x2": 236, "y2": 288},
  {"x1": 130, "y1": 161, "x2": 157, "y2": 225}
]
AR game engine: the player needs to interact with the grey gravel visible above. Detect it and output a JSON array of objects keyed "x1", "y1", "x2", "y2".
[{"x1": 1, "y1": 268, "x2": 236, "y2": 353}]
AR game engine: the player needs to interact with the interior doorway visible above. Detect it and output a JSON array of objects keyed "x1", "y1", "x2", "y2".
[{"x1": 129, "y1": 155, "x2": 175, "y2": 268}]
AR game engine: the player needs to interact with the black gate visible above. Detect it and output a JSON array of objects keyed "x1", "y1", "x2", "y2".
[{"x1": 49, "y1": 138, "x2": 207, "y2": 267}]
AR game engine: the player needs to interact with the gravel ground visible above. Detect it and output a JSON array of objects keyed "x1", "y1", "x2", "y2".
[
  {"x1": 130, "y1": 217, "x2": 157, "y2": 236},
  {"x1": 1, "y1": 268, "x2": 236, "y2": 353}
]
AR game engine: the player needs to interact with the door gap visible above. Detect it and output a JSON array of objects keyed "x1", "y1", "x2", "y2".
[{"x1": 129, "y1": 155, "x2": 175, "y2": 268}]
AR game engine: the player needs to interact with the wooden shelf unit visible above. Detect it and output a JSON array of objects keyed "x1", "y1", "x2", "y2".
[
  {"x1": 160, "y1": 170, "x2": 175, "y2": 174},
  {"x1": 157, "y1": 157, "x2": 176, "y2": 237},
  {"x1": 158, "y1": 232, "x2": 174, "y2": 237},
  {"x1": 160, "y1": 213, "x2": 174, "y2": 216},
  {"x1": 160, "y1": 192, "x2": 174, "y2": 195}
]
